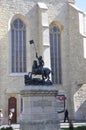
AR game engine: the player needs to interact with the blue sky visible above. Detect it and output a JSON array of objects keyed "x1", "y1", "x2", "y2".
[{"x1": 75, "y1": 0, "x2": 86, "y2": 13}]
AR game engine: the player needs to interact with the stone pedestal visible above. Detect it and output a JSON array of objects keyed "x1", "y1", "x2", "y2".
[{"x1": 20, "y1": 86, "x2": 60, "y2": 130}]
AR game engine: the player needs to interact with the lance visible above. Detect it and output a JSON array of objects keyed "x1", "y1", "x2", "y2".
[{"x1": 29, "y1": 40, "x2": 38, "y2": 56}]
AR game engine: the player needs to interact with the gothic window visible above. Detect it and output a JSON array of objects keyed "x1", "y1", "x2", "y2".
[
  {"x1": 50, "y1": 25, "x2": 62, "y2": 84},
  {"x1": 11, "y1": 18, "x2": 26, "y2": 73}
]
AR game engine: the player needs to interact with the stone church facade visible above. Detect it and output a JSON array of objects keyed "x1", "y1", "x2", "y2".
[{"x1": 0, "y1": 0, "x2": 86, "y2": 123}]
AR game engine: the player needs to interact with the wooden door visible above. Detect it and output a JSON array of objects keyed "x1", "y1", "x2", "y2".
[{"x1": 8, "y1": 97, "x2": 17, "y2": 123}]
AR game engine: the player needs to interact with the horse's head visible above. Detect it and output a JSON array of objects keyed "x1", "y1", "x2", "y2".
[
  {"x1": 32, "y1": 60, "x2": 38, "y2": 74},
  {"x1": 33, "y1": 60, "x2": 38, "y2": 68}
]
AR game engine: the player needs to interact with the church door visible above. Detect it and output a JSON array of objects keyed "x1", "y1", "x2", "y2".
[{"x1": 8, "y1": 97, "x2": 17, "y2": 123}]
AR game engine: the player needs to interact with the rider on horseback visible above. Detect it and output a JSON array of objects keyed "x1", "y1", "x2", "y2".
[
  {"x1": 36, "y1": 52, "x2": 44, "y2": 70},
  {"x1": 31, "y1": 52, "x2": 51, "y2": 81}
]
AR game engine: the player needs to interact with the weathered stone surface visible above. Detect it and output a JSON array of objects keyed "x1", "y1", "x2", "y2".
[{"x1": 20, "y1": 85, "x2": 60, "y2": 130}]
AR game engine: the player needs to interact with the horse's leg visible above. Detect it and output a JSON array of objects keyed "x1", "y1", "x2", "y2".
[
  {"x1": 48, "y1": 75, "x2": 50, "y2": 80},
  {"x1": 42, "y1": 70, "x2": 45, "y2": 81},
  {"x1": 46, "y1": 71, "x2": 50, "y2": 80}
]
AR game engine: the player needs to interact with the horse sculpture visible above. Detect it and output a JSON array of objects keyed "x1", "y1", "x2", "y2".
[
  {"x1": 32, "y1": 60, "x2": 51, "y2": 80},
  {"x1": 24, "y1": 55, "x2": 52, "y2": 85}
]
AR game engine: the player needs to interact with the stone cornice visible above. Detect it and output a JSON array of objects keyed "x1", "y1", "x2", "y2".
[{"x1": 20, "y1": 85, "x2": 58, "y2": 96}]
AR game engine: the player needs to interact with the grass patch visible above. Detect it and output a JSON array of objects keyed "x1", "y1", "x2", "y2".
[{"x1": 61, "y1": 126, "x2": 86, "y2": 130}]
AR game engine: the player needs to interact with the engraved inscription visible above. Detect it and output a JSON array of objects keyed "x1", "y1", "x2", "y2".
[{"x1": 33, "y1": 100, "x2": 52, "y2": 108}]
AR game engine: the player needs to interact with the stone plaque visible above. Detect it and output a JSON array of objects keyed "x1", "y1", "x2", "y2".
[{"x1": 33, "y1": 99, "x2": 52, "y2": 108}]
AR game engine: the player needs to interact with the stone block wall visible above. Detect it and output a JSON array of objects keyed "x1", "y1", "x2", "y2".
[{"x1": 0, "y1": 0, "x2": 86, "y2": 122}]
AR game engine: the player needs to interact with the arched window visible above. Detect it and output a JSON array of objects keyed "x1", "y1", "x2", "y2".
[
  {"x1": 50, "y1": 25, "x2": 62, "y2": 84},
  {"x1": 11, "y1": 18, "x2": 26, "y2": 73}
]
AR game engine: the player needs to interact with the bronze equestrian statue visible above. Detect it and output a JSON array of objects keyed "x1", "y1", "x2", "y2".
[
  {"x1": 32, "y1": 53, "x2": 51, "y2": 80},
  {"x1": 24, "y1": 53, "x2": 52, "y2": 85}
]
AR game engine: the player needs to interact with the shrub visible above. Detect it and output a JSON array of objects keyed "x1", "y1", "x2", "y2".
[
  {"x1": 62, "y1": 126, "x2": 86, "y2": 130},
  {"x1": 0, "y1": 128, "x2": 6, "y2": 130},
  {"x1": 0, "y1": 127, "x2": 13, "y2": 130},
  {"x1": 76, "y1": 126, "x2": 86, "y2": 130}
]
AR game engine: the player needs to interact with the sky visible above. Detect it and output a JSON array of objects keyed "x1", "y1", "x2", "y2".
[{"x1": 75, "y1": 0, "x2": 86, "y2": 13}]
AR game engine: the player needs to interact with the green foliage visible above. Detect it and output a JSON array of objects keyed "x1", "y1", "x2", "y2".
[
  {"x1": 76, "y1": 126, "x2": 86, "y2": 130},
  {"x1": 0, "y1": 128, "x2": 6, "y2": 130},
  {"x1": 61, "y1": 126, "x2": 86, "y2": 130},
  {"x1": 0, "y1": 127, "x2": 13, "y2": 130}
]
